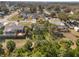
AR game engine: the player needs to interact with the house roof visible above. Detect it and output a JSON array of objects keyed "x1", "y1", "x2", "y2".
[
  {"x1": 49, "y1": 18, "x2": 65, "y2": 26},
  {"x1": 0, "y1": 11, "x2": 5, "y2": 14},
  {"x1": 0, "y1": 22, "x2": 4, "y2": 28},
  {"x1": 4, "y1": 22, "x2": 24, "y2": 32}
]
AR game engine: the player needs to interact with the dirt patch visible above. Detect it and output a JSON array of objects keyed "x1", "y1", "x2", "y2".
[
  {"x1": 63, "y1": 32, "x2": 77, "y2": 41},
  {"x1": 63, "y1": 32, "x2": 77, "y2": 49},
  {"x1": 2, "y1": 39, "x2": 26, "y2": 49},
  {"x1": 12, "y1": 39, "x2": 26, "y2": 48}
]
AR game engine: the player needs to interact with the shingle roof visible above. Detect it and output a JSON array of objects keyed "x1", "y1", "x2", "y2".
[
  {"x1": 0, "y1": 22, "x2": 4, "y2": 28},
  {"x1": 4, "y1": 22, "x2": 24, "y2": 32}
]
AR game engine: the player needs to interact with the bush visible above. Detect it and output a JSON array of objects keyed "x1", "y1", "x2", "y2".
[
  {"x1": 6, "y1": 40, "x2": 16, "y2": 52},
  {"x1": 12, "y1": 48, "x2": 26, "y2": 57},
  {"x1": 0, "y1": 43, "x2": 4, "y2": 56},
  {"x1": 23, "y1": 40, "x2": 32, "y2": 51},
  {"x1": 76, "y1": 39, "x2": 79, "y2": 46}
]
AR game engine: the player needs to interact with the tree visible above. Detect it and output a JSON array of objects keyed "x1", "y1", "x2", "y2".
[
  {"x1": 75, "y1": 47, "x2": 79, "y2": 57},
  {"x1": 38, "y1": 5, "x2": 43, "y2": 13},
  {"x1": 0, "y1": 43, "x2": 4, "y2": 56},
  {"x1": 30, "y1": 7, "x2": 36, "y2": 13},
  {"x1": 58, "y1": 12, "x2": 69, "y2": 21},
  {"x1": 50, "y1": 12, "x2": 56, "y2": 18},
  {"x1": 31, "y1": 40, "x2": 60, "y2": 57},
  {"x1": 25, "y1": 27, "x2": 33, "y2": 39},
  {"x1": 64, "y1": 48, "x2": 76, "y2": 57},
  {"x1": 69, "y1": 13, "x2": 79, "y2": 20},
  {"x1": 54, "y1": 5, "x2": 61, "y2": 13},
  {"x1": 23, "y1": 40, "x2": 32, "y2": 51},
  {"x1": 59, "y1": 40, "x2": 74, "y2": 49},
  {"x1": 12, "y1": 48, "x2": 26, "y2": 57},
  {"x1": 64, "y1": 8, "x2": 71, "y2": 13},
  {"x1": 6, "y1": 40, "x2": 16, "y2": 52},
  {"x1": 76, "y1": 39, "x2": 79, "y2": 46},
  {"x1": 65, "y1": 40, "x2": 74, "y2": 48},
  {"x1": 64, "y1": 46, "x2": 79, "y2": 57},
  {"x1": 31, "y1": 50, "x2": 47, "y2": 57},
  {"x1": 36, "y1": 18, "x2": 45, "y2": 24}
]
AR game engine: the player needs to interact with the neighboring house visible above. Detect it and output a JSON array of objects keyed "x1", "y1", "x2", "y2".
[
  {"x1": 60, "y1": 9, "x2": 64, "y2": 12},
  {"x1": 3, "y1": 22, "x2": 25, "y2": 36},
  {"x1": 6, "y1": 3, "x2": 17, "y2": 12},
  {"x1": 25, "y1": 19, "x2": 36, "y2": 23},
  {"x1": 57, "y1": 26, "x2": 69, "y2": 32},
  {"x1": 36, "y1": 7, "x2": 41, "y2": 14},
  {"x1": 74, "y1": 26, "x2": 79, "y2": 32},
  {"x1": 0, "y1": 22, "x2": 4, "y2": 28},
  {"x1": 43, "y1": 9, "x2": 51, "y2": 15},
  {"x1": 69, "y1": 11, "x2": 74, "y2": 15},
  {"x1": 65, "y1": 21, "x2": 74, "y2": 29},
  {"x1": 20, "y1": 12, "x2": 28, "y2": 19},
  {"x1": 31, "y1": 19, "x2": 36, "y2": 23},
  {"x1": 0, "y1": 11, "x2": 5, "y2": 17},
  {"x1": 65, "y1": 20, "x2": 79, "y2": 29},
  {"x1": 49, "y1": 18, "x2": 65, "y2": 26},
  {"x1": 45, "y1": 17, "x2": 49, "y2": 21},
  {"x1": 53, "y1": 31, "x2": 63, "y2": 38}
]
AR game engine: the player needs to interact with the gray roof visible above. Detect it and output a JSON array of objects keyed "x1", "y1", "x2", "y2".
[
  {"x1": 0, "y1": 23, "x2": 4, "y2": 28},
  {"x1": 4, "y1": 23, "x2": 24, "y2": 32},
  {"x1": 0, "y1": 11, "x2": 5, "y2": 14}
]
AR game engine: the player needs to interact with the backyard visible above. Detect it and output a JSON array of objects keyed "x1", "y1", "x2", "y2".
[
  {"x1": 9, "y1": 15, "x2": 24, "y2": 21},
  {"x1": 1, "y1": 39, "x2": 27, "y2": 49},
  {"x1": 62, "y1": 29, "x2": 79, "y2": 49}
]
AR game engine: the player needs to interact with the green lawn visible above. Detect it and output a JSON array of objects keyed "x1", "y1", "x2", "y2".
[
  {"x1": 9, "y1": 15, "x2": 24, "y2": 21},
  {"x1": 19, "y1": 22, "x2": 32, "y2": 26}
]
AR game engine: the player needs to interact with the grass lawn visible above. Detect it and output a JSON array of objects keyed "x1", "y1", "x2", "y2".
[
  {"x1": 9, "y1": 15, "x2": 24, "y2": 21},
  {"x1": 19, "y1": 22, "x2": 32, "y2": 27}
]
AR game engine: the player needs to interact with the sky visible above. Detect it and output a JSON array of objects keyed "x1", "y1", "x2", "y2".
[{"x1": 0, "y1": 0, "x2": 79, "y2": 2}]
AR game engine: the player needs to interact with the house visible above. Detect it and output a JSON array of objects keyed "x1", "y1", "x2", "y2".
[
  {"x1": 69, "y1": 11, "x2": 74, "y2": 15},
  {"x1": 74, "y1": 26, "x2": 79, "y2": 32},
  {"x1": 65, "y1": 20, "x2": 79, "y2": 29},
  {"x1": 53, "y1": 31, "x2": 63, "y2": 38},
  {"x1": 57, "y1": 26, "x2": 69, "y2": 32},
  {"x1": 31, "y1": 19, "x2": 36, "y2": 23},
  {"x1": 0, "y1": 11, "x2": 5, "y2": 17},
  {"x1": 43, "y1": 9, "x2": 51, "y2": 15},
  {"x1": 49, "y1": 18, "x2": 65, "y2": 26},
  {"x1": 3, "y1": 22, "x2": 25, "y2": 36},
  {"x1": 0, "y1": 22, "x2": 4, "y2": 28},
  {"x1": 64, "y1": 20, "x2": 79, "y2": 32},
  {"x1": 6, "y1": 3, "x2": 17, "y2": 12},
  {"x1": 65, "y1": 21, "x2": 74, "y2": 29},
  {"x1": 20, "y1": 12, "x2": 28, "y2": 19}
]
